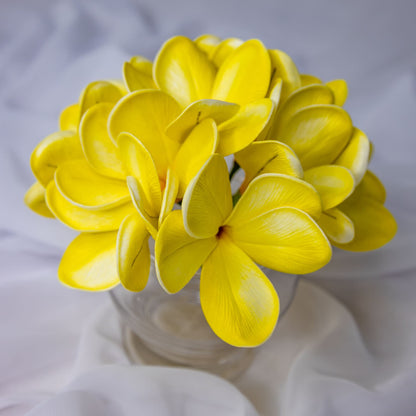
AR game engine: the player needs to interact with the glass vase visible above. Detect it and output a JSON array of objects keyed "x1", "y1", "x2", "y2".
[{"x1": 110, "y1": 258, "x2": 298, "y2": 380}]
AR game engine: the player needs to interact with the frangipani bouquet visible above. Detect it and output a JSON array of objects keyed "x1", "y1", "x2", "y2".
[{"x1": 25, "y1": 35, "x2": 397, "y2": 348}]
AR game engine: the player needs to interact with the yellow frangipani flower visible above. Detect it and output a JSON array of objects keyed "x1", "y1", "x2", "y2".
[
  {"x1": 152, "y1": 35, "x2": 272, "y2": 108},
  {"x1": 26, "y1": 81, "x2": 153, "y2": 292},
  {"x1": 155, "y1": 154, "x2": 332, "y2": 347},
  {"x1": 233, "y1": 59, "x2": 396, "y2": 252}
]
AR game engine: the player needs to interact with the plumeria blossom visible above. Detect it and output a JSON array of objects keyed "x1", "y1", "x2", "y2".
[
  {"x1": 25, "y1": 34, "x2": 397, "y2": 348},
  {"x1": 235, "y1": 69, "x2": 397, "y2": 250},
  {"x1": 155, "y1": 154, "x2": 332, "y2": 347},
  {"x1": 25, "y1": 80, "x2": 126, "y2": 219}
]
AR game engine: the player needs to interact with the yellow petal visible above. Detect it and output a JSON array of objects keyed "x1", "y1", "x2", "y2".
[
  {"x1": 117, "y1": 213, "x2": 150, "y2": 291},
  {"x1": 318, "y1": 207, "x2": 355, "y2": 244},
  {"x1": 129, "y1": 56, "x2": 153, "y2": 75},
  {"x1": 300, "y1": 74, "x2": 322, "y2": 86},
  {"x1": 79, "y1": 81, "x2": 124, "y2": 116},
  {"x1": 267, "y1": 77, "x2": 283, "y2": 105},
  {"x1": 257, "y1": 79, "x2": 282, "y2": 141},
  {"x1": 303, "y1": 165, "x2": 355, "y2": 211},
  {"x1": 79, "y1": 103, "x2": 125, "y2": 179},
  {"x1": 353, "y1": 170, "x2": 386, "y2": 203},
  {"x1": 268, "y1": 49, "x2": 301, "y2": 103},
  {"x1": 117, "y1": 132, "x2": 162, "y2": 212},
  {"x1": 210, "y1": 37, "x2": 243, "y2": 67},
  {"x1": 235, "y1": 141, "x2": 303, "y2": 191},
  {"x1": 173, "y1": 118, "x2": 218, "y2": 198},
  {"x1": 211, "y1": 39, "x2": 271, "y2": 105},
  {"x1": 217, "y1": 98, "x2": 274, "y2": 156},
  {"x1": 126, "y1": 176, "x2": 158, "y2": 239},
  {"x1": 108, "y1": 90, "x2": 181, "y2": 176},
  {"x1": 59, "y1": 103, "x2": 80, "y2": 131},
  {"x1": 194, "y1": 34, "x2": 222, "y2": 55},
  {"x1": 200, "y1": 235, "x2": 279, "y2": 347},
  {"x1": 270, "y1": 84, "x2": 335, "y2": 139},
  {"x1": 165, "y1": 99, "x2": 239, "y2": 143},
  {"x1": 58, "y1": 231, "x2": 119, "y2": 291},
  {"x1": 155, "y1": 210, "x2": 217, "y2": 294},
  {"x1": 54, "y1": 159, "x2": 130, "y2": 209},
  {"x1": 46, "y1": 181, "x2": 134, "y2": 231},
  {"x1": 226, "y1": 174, "x2": 322, "y2": 226},
  {"x1": 123, "y1": 61, "x2": 156, "y2": 92},
  {"x1": 182, "y1": 154, "x2": 233, "y2": 239},
  {"x1": 227, "y1": 207, "x2": 332, "y2": 274},
  {"x1": 277, "y1": 105, "x2": 353, "y2": 170},
  {"x1": 337, "y1": 196, "x2": 397, "y2": 251},
  {"x1": 159, "y1": 168, "x2": 179, "y2": 226},
  {"x1": 334, "y1": 127, "x2": 370, "y2": 184},
  {"x1": 154, "y1": 36, "x2": 216, "y2": 108},
  {"x1": 326, "y1": 79, "x2": 348, "y2": 106},
  {"x1": 30, "y1": 130, "x2": 84, "y2": 187},
  {"x1": 24, "y1": 181, "x2": 55, "y2": 218}
]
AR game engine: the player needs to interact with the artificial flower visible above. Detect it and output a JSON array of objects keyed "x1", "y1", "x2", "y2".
[{"x1": 155, "y1": 154, "x2": 332, "y2": 347}]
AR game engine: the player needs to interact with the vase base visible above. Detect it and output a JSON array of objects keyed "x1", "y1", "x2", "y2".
[{"x1": 123, "y1": 327, "x2": 255, "y2": 381}]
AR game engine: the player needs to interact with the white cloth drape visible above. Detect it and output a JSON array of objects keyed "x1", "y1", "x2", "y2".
[{"x1": 1, "y1": 0, "x2": 415, "y2": 414}]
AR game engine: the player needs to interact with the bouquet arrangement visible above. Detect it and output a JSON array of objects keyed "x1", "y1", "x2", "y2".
[{"x1": 25, "y1": 35, "x2": 396, "y2": 347}]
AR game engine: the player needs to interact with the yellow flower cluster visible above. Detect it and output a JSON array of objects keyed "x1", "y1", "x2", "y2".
[{"x1": 25, "y1": 35, "x2": 397, "y2": 347}]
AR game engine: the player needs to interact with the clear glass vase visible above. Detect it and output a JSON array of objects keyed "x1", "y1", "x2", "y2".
[{"x1": 110, "y1": 258, "x2": 298, "y2": 380}]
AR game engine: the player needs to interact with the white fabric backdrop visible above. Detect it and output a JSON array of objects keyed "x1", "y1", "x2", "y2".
[{"x1": 1, "y1": 0, "x2": 415, "y2": 414}]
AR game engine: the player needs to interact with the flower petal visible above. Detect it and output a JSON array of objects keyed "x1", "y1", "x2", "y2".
[
  {"x1": 200, "y1": 236, "x2": 279, "y2": 347},
  {"x1": 108, "y1": 90, "x2": 181, "y2": 176},
  {"x1": 210, "y1": 37, "x2": 243, "y2": 67},
  {"x1": 117, "y1": 132, "x2": 162, "y2": 212},
  {"x1": 194, "y1": 34, "x2": 222, "y2": 55},
  {"x1": 159, "y1": 168, "x2": 179, "y2": 226},
  {"x1": 58, "y1": 231, "x2": 119, "y2": 291},
  {"x1": 30, "y1": 130, "x2": 84, "y2": 187},
  {"x1": 79, "y1": 81, "x2": 124, "y2": 116},
  {"x1": 129, "y1": 56, "x2": 153, "y2": 74},
  {"x1": 318, "y1": 207, "x2": 355, "y2": 244},
  {"x1": 155, "y1": 210, "x2": 217, "y2": 294},
  {"x1": 59, "y1": 103, "x2": 80, "y2": 131},
  {"x1": 268, "y1": 49, "x2": 301, "y2": 102},
  {"x1": 217, "y1": 98, "x2": 274, "y2": 155},
  {"x1": 303, "y1": 165, "x2": 355, "y2": 211},
  {"x1": 267, "y1": 77, "x2": 283, "y2": 105},
  {"x1": 269, "y1": 84, "x2": 334, "y2": 139},
  {"x1": 337, "y1": 196, "x2": 397, "y2": 251},
  {"x1": 173, "y1": 118, "x2": 218, "y2": 198},
  {"x1": 165, "y1": 99, "x2": 239, "y2": 143},
  {"x1": 126, "y1": 176, "x2": 159, "y2": 239},
  {"x1": 226, "y1": 174, "x2": 322, "y2": 226},
  {"x1": 326, "y1": 79, "x2": 348, "y2": 106},
  {"x1": 354, "y1": 170, "x2": 386, "y2": 203},
  {"x1": 117, "y1": 213, "x2": 150, "y2": 292},
  {"x1": 46, "y1": 181, "x2": 134, "y2": 231},
  {"x1": 154, "y1": 36, "x2": 216, "y2": 108},
  {"x1": 211, "y1": 39, "x2": 271, "y2": 105},
  {"x1": 54, "y1": 159, "x2": 130, "y2": 209},
  {"x1": 277, "y1": 104, "x2": 353, "y2": 170},
  {"x1": 300, "y1": 74, "x2": 322, "y2": 86},
  {"x1": 182, "y1": 154, "x2": 233, "y2": 239},
  {"x1": 227, "y1": 207, "x2": 332, "y2": 274},
  {"x1": 235, "y1": 141, "x2": 303, "y2": 191},
  {"x1": 24, "y1": 181, "x2": 54, "y2": 218},
  {"x1": 79, "y1": 103, "x2": 125, "y2": 179},
  {"x1": 123, "y1": 61, "x2": 156, "y2": 92},
  {"x1": 334, "y1": 127, "x2": 370, "y2": 184}
]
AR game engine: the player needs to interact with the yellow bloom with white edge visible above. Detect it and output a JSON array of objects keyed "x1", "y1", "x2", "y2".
[
  {"x1": 233, "y1": 63, "x2": 396, "y2": 252},
  {"x1": 155, "y1": 154, "x2": 332, "y2": 347},
  {"x1": 25, "y1": 79, "x2": 127, "y2": 219},
  {"x1": 26, "y1": 81, "x2": 154, "y2": 292}
]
